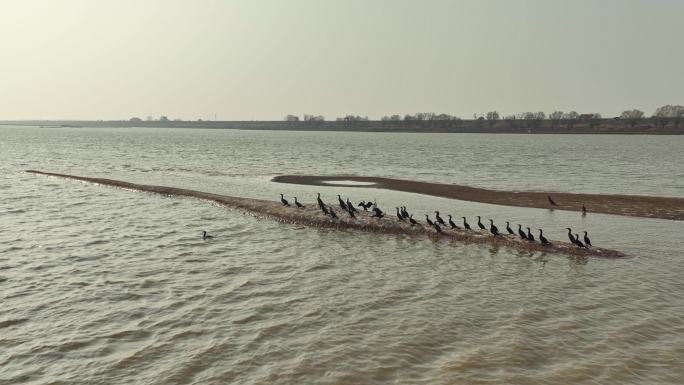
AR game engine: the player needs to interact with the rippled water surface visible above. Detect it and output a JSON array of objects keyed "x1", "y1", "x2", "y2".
[{"x1": 1, "y1": 126, "x2": 683, "y2": 385}]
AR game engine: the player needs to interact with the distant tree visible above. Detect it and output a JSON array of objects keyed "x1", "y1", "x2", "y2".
[
  {"x1": 485, "y1": 111, "x2": 499, "y2": 127},
  {"x1": 435, "y1": 113, "x2": 452, "y2": 121},
  {"x1": 303, "y1": 114, "x2": 325, "y2": 122},
  {"x1": 620, "y1": 109, "x2": 644, "y2": 127},
  {"x1": 549, "y1": 111, "x2": 563, "y2": 128},
  {"x1": 284, "y1": 114, "x2": 300, "y2": 122},
  {"x1": 159, "y1": 116, "x2": 169, "y2": 122},
  {"x1": 562, "y1": 111, "x2": 579, "y2": 129},
  {"x1": 653, "y1": 105, "x2": 684, "y2": 128},
  {"x1": 389, "y1": 114, "x2": 402, "y2": 121},
  {"x1": 146, "y1": 116, "x2": 154, "y2": 122},
  {"x1": 129, "y1": 117, "x2": 142, "y2": 122}
]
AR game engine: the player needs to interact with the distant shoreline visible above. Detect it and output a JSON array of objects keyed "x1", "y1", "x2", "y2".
[
  {"x1": 273, "y1": 175, "x2": 684, "y2": 221},
  {"x1": 1, "y1": 119, "x2": 683, "y2": 134}
]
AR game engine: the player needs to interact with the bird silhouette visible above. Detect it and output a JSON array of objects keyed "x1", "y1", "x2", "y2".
[
  {"x1": 548, "y1": 195, "x2": 558, "y2": 206},
  {"x1": 489, "y1": 219, "x2": 499, "y2": 236},
  {"x1": 477, "y1": 216, "x2": 486, "y2": 231},
  {"x1": 506, "y1": 221, "x2": 514, "y2": 235},
  {"x1": 280, "y1": 194, "x2": 289, "y2": 206},
  {"x1": 462, "y1": 217, "x2": 471, "y2": 230},
  {"x1": 294, "y1": 197, "x2": 305, "y2": 208},
  {"x1": 539, "y1": 229, "x2": 550, "y2": 245},
  {"x1": 583, "y1": 231, "x2": 592, "y2": 247},
  {"x1": 202, "y1": 231, "x2": 213, "y2": 240}
]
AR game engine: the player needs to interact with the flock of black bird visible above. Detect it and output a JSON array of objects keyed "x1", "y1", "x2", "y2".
[{"x1": 272, "y1": 192, "x2": 594, "y2": 249}]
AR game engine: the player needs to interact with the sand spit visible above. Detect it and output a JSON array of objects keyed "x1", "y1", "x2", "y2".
[
  {"x1": 27, "y1": 170, "x2": 626, "y2": 258},
  {"x1": 273, "y1": 175, "x2": 684, "y2": 221}
]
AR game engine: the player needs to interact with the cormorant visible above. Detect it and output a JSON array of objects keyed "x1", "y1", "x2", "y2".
[
  {"x1": 489, "y1": 219, "x2": 499, "y2": 236},
  {"x1": 477, "y1": 216, "x2": 486, "y2": 231},
  {"x1": 358, "y1": 201, "x2": 368, "y2": 211},
  {"x1": 582, "y1": 204, "x2": 587, "y2": 216},
  {"x1": 347, "y1": 207, "x2": 356, "y2": 218},
  {"x1": 337, "y1": 195, "x2": 348, "y2": 211},
  {"x1": 435, "y1": 211, "x2": 446, "y2": 226},
  {"x1": 202, "y1": 231, "x2": 213, "y2": 240},
  {"x1": 329, "y1": 207, "x2": 338, "y2": 219},
  {"x1": 518, "y1": 224, "x2": 528, "y2": 240},
  {"x1": 526, "y1": 227, "x2": 535, "y2": 242},
  {"x1": 401, "y1": 206, "x2": 409, "y2": 219},
  {"x1": 506, "y1": 221, "x2": 514, "y2": 235},
  {"x1": 371, "y1": 210, "x2": 384, "y2": 218},
  {"x1": 583, "y1": 231, "x2": 592, "y2": 247},
  {"x1": 425, "y1": 215, "x2": 434, "y2": 226},
  {"x1": 462, "y1": 217, "x2": 471, "y2": 230},
  {"x1": 347, "y1": 198, "x2": 357, "y2": 213},
  {"x1": 574, "y1": 234, "x2": 587, "y2": 248},
  {"x1": 317, "y1": 193, "x2": 324, "y2": 209},
  {"x1": 294, "y1": 197, "x2": 305, "y2": 208},
  {"x1": 320, "y1": 204, "x2": 330, "y2": 215},
  {"x1": 538, "y1": 229, "x2": 550, "y2": 245},
  {"x1": 448, "y1": 215, "x2": 459, "y2": 229},
  {"x1": 280, "y1": 194, "x2": 289, "y2": 206},
  {"x1": 433, "y1": 222, "x2": 442, "y2": 233},
  {"x1": 565, "y1": 228, "x2": 575, "y2": 244},
  {"x1": 409, "y1": 214, "x2": 418, "y2": 226},
  {"x1": 548, "y1": 195, "x2": 558, "y2": 206},
  {"x1": 396, "y1": 207, "x2": 404, "y2": 221}
]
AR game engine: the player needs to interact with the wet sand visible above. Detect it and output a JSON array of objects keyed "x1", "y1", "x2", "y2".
[
  {"x1": 28, "y1": 170, "x2": 626, "y2": 258},
  {"x1": 272, "y1": 175, "x2": 684, "y2": 221}
]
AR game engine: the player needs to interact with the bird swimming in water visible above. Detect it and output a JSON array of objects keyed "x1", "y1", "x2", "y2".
[
  {"x1": 435, "y1": 211, "x2": 446, "y2": 226},
  {"x1": 337, "y1": 195, "x2": 348, "y2": 211},
  {"x1": 409, "y1": 214, "x2": 418, "y2": 226},
  {"x1": 448, "y1": 215, "x2": 459, "y2": 229},
  {"x1": 280, "y1": 194, "x2": 289, "y2": 206},
  {"x1": 506, "y1": 221, "x2": 514, "y2": 235},
  {"x1": 548, "y1": 195, "x2": 558, "y2": 206},
  {"x1": 518, "y1": 224, "x2": 527, "y2": 240},
  {"x1": 294, "y1": 197, "x2": 305, "y2": 208},
  {"x1": 425, "y1": 215, "x2": 434, "y2": 226},
  {"x1": 538, "y1": 229, "x2": 550, "y2": 245},
  {"x1": 526, "y1": 227, "x2": 535, "y2": 242},
  {"x1": 583, "y1": 231, "x2": 592, "y2": 247},
  {"x1": 462, "y1": 217, "x2": 471, "y2": 230},
  {"x1": 477, "y1": 216, "x2": 486, "y2": 231},
  {"x1": 202, "y1": 231, "x2": 213, "y2": 240},
  {"x1": 489, "y1": 219, "x2": 499, "y2": 236},
  {"x1": 396, "y1": 207, "x2": 404, "y2": 221}
]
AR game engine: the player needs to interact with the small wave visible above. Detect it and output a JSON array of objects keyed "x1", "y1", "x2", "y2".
[{"x1": 0, "y1": 318, "x2": 29, "y2": 329}]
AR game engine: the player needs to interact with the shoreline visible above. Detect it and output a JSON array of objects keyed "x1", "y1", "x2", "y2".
[{"x1": 272, "y1": 175, "x2": 684, "y2": 221}]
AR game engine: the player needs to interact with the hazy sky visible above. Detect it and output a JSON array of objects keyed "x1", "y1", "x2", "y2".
[{"x1": 1, "y1": 0, "x2": 682, "y2": 120}]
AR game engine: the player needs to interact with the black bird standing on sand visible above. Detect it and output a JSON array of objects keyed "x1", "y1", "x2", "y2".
[
  {"x1": 409, "y1": 214, "x2": 418, "y2": 226},
  {"x1": 548, "y1": 195, "x2": 558, "y2": 206},
  {"x1": 433, "y1": 222, "x2": 442, "y2": 233},
  {"x1": 294, "y1": 197, "x2": 305, "y2": 208},
  {"x1": 448, "y1": 215, "x2": 459, "y2": 229},
  {"x1": 574, "y1": 234, "x2": 587, "y2": 248},
  {"x1": 280, "y1": 194, "x2": 290, "y2": 206},
  {"x1": 583, "y1": 231, "x2": 592, "y2": 247},
  {"x1": 401, "y1": 206, "x2": 409, "y2": 219},
  {"x1": 337, "y1": 195, "x2": 348, "y2": 211},
  {"x1": 202, "y1": 231, "x2": 213, "y2": 240},
  {"x1": 320, "y1": 204, "x2": 330, "y2": 215},
  {"x1": 506, "y1": 221, "x2": 514, "y2": 235},
  {"x1": 329, "y1": 207, "x2": 338, "y2": 219},
  {"x1": 538, "y1": 229, "x2": 550, "y2": 245},
  {"x1": 435, "y1": 211, "x2": 446, "y2": 226},
  {"x1": 371, "y1": 210, "x2": 384, "y2": 218},
  {"x1": 477, "y1": 216, "x2": 486, "y2": 231},
  {"x1": 358, "y1": 201, "x2": 368, "y2": 211},
  {"x1": 462, "y1": 217, "x2": 471, "y2": 230},
  {"x1": 526, "y1": 227, "x2": 535, "y2": 242},
  {"x1": 364, "y1": 201, "x2": 374, "y2": 210},
  {"x1": 347, "y1": 207, "x2": 356, "y2": 218},
  {"x1": 396, "y1": 207, "x2": 404, "y2": 221},
  {"x1": 317, "y1": 193, "x2": 324, "y2": 208},
  {"x1": 425, "y1": 215, "x2": 434, "y2": 226},
  {"x1": 518, "y1": 224, "x2": 528, "y2": 240},
  {"x1": 347, "y1": 198, "x2": 357, "y2": 213},
  {"x1": 489, "y1": 219, "x2": 499, "y2": 236},
  {"x1": 566, "y1": 228, "x2": 576, "y2": 244},
  {"x1": 582, "y1": 204, "x2": 587, "y2": 216}
]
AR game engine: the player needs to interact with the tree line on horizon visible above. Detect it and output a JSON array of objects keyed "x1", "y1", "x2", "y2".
[{"x1": 283, "y1": 104, "x2": 684, "y2": 128}]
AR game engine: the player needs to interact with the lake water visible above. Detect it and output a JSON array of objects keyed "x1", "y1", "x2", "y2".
[{"x1": 1, "y1": 126, "x2": 683, "y2": 384}]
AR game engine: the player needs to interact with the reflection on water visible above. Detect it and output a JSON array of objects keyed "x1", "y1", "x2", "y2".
[{"x1": 0, "y1": 126, "x2": 683, "y2": 384}]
